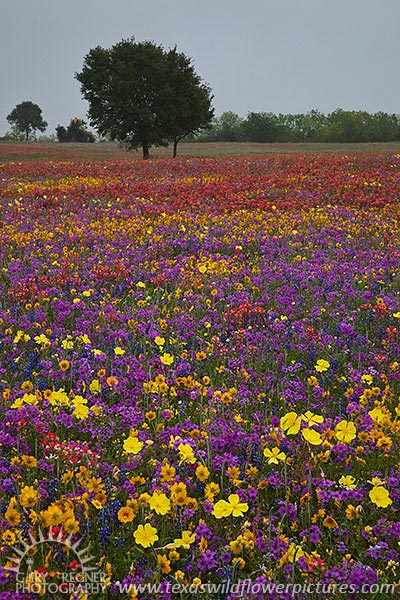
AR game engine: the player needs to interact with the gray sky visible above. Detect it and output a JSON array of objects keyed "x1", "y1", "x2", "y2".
[{"x1": 2, "y1": 0, "x2": 400, "y2": 136}]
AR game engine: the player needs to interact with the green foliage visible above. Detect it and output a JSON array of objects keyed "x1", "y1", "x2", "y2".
[
  {"x1": 76, "y1": 38, "x2": 213, "y2": 158},
  {"x1": 2, "y1": 125, "x2": 26, "y2": 142},
  {"x1": 195, "y1": 109, "x2": 400, "y2": 144},
  {"x1": 37, "y1": 134, "x2": 56, "y2": 143},
  {"x1": 240, "y1": 112, "x2": 280, "y2": 142},
  {"x1": 56, "y1": 118, "x2": 95, "y2": 143},
  {"x1": 163, "y1": 47, "x2": 214, "y2": 157},
  {"x1": 55, "y1": 125, "x2": 68, "y2": 142},
  {"x1": 204, "y1": 112, "x2": 244, "y2": 142},
  {"x1": 7, "y1": 101, "x2": 47, "y2": 140}
]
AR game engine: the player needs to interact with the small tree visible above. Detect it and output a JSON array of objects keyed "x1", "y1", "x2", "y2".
[
  {"x1": 2, "y1": 125, "x2": 26, "y2": 142},
  {"x1": 55, "y1": 125, "x2": 69, "y2": 142},
  {"x1": 56, "y1": 118, "x2": 95, "y2": 142},
  {"x1": 7, "y1": 101, "x2": 47, "y2": 141}
]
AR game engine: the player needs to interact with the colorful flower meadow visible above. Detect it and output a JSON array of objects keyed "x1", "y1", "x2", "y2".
[{"x1": 0, "y1": 147, "x2": 400, "y2": 598}]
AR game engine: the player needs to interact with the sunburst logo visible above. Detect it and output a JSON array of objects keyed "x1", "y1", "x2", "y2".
[{"x1": 6, "y1": 527, "x2": 106, "y2": 596}]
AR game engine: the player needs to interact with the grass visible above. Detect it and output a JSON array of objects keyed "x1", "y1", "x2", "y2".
[{"x1": 1, "y1": 140, "x2": 400, "y2": 162}]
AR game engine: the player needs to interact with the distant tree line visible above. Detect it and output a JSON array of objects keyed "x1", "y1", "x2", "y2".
[{"x1": 192, "y1": 109, "x2": 400, "y2": 143}]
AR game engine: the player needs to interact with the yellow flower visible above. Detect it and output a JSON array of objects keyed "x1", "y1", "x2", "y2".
[
  {"x1": 5, "y1": 506, "x2": 21, "y2": 526},
  {"x1": 35, "y1": 334, "x2": 50, "y2": 345},
  {"x1": 161, "y1": 463, "x2": 176, "y2": 483},
  {"x1": 160, "y1": 353, "x2": 174, "y2": 365},
  {"x1": 11, "y1": 397, "x2": 23, "y2": 409},
  {"x1": 302, "y1": 411, "x2": 324, "y2": 426},
  {"x1": 148, "y1": 492, "x2": 171, "y2": 515},
  {"x1": 280, "y1": 412, "x2": 301, "y2": 435},
  {"x1": 64, "y1": 517, "x2": 80, "y2": 534},
  {"x1": 278, "y1": 543, "x2": 304, "y2": 567},
  {"x1": 134, "y1": 523, "x2": 158, "y2": 548},
  {"x1": 72, "y1": 394, "x2": 87, "y2": 406},
  {"x1": 368, "y1": 476, "x2": 385, "y2": 487},
  {"x1": 12, "y1": 393, "x2": 38, "y2": 408},
  {"x1": 25, "y1": 571, "x2": 46, "y2": 596},
  {"x1": 19, "y1": 486, "x2": 40, "y2": 508},
  {"x1": 74, "y1": 404, "x2": 89, "y2": 419},
  {"x1": 230, "y1": 537, "x2": 244, "y2": 554},
  {"x1": 61, "y1": 471, "x2": 74, "y2": 484},
  {"x1": 14, "y1": 330, "x2": 30, "y2": 343},
  {"x1": 315, "y1": 359, "x2": 330, "y2": 372},
  {"x1": 302, "y1": 429, "x2": 322, "y2": 445},
  {"x1": 42, "y1": 504, "x2": 63, "y2": 526},
  {"x1": 21, "y1": 455, "x2": 37, "y2": 468},
  {"x1": 393, "y1": 312, "x2": 400, "y2": 318},
  {"x1": 335, "y1": 420, "x2": 356, "y2": 443},
  {"x1": 212, "y1": 499, "x2": 232, "y2": 519},
  {"x1": 24, "y1": 392, "x2": 39, "y2": 405},
  {"x1": 345, "y1": 504, "x2": 361, "y2": 520},
  {"x1": 174, "y1": 530, "x2": 196, "y2": 549},
  {"x1": 21, "y1": 381, "x2": 33, "y2": 394},
  {"x1": 154, "y1": 336, "x2": 165, "y2": 346},
  {"x1": 123, "y1": 436, "x2": 144, "y2": 454},
  {"x1": 198, "y1": 264, "x2": 207, "y2": 273},
  {"x1": 2, "y1": 529, "x2": 16, "y2": 545},
  {"x1": 213, "y1": 494, "x2": 248, "y2": 519},
  {"x1": 205, "y1": 482, "x2": 220, "y2": 502},
  {"x1": 61, "y1": 339, "x2": 74, "y2": 349},
  {"x1": 178, "y1": 443, "x2": 196, "y2": 464},
  {"x1": 368, "y1": 407, "x2": 385, "y2": 424},
  {"x1": 114, "y1": 346, "x2": 126, "y2": 356},
  {"x1": 89, "y1": 379, "x2": 101, "y2": 394},
  {"x1": 263, "y1": 447, "x2": 286, "y2": 464},
  {"x1": 361, "y1": 374, "x2": 373, "y2": 385},
  {"x1": 339, "y1": 475, "x2": 357, "y2": 489},
  {"x1": 323, "y1": 515, "x2": 338, "y2": 529},
  {"x1": 369, "y1": 486, "x2": 392, "y2": 508},
  {"x1": 195, "y1": 464, "x2": 210, "y2": 482},
  {"x1": 118, "y1": 506, "x2": 135, "y2": 523},
  {"x1": 157, "y1": 554, "x2": 171, "y2": 574}
]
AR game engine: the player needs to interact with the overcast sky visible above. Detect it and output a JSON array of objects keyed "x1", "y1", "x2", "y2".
[{"x1": 2, "y1": 0, "x2": 400, "y2": 136}]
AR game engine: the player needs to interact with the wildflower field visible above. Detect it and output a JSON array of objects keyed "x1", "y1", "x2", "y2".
[{"x1": 0, "y1": 145, "x2": 400, "y2": 598}]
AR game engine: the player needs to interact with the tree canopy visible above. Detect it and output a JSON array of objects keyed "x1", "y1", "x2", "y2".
[
  {"x1": 196, "y1": 109, "x2": 400, "y2": 144},
  {"x1": 56, "y1": 118, "x2": 95, "y2": 143},
  {"x1": 163, "y1": 47, "x2": 214, "y2": 157},
  {"x1": 7, "y1": 101, "x2": 47, "y2": 141},
  {"x1": 76, "y1": 38, "x2": 214, "y2": 158}
]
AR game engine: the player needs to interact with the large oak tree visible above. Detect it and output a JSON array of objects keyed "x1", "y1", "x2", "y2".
[
  {"x1": 163, "y1": 47, "x2": 214, "y2": 157},
  {"x1": 76, "y1": 38, "x2": 214, "y2": 159}
]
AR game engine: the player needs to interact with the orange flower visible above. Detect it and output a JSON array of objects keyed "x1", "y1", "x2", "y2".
[{"x1": 323, "y1": 515, "x2": 338, "y2": 529}]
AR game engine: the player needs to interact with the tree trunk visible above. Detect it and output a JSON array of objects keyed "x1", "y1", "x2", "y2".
[
  {"x1": 142, "y1": 140, "x2": 149, "y2": 160},
  {"x1": 173, "y1": 139, "x2": 178, "y2": 158},
  {"x1": 25, "y1": 128, "x2": 29, "y2": 141}
]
